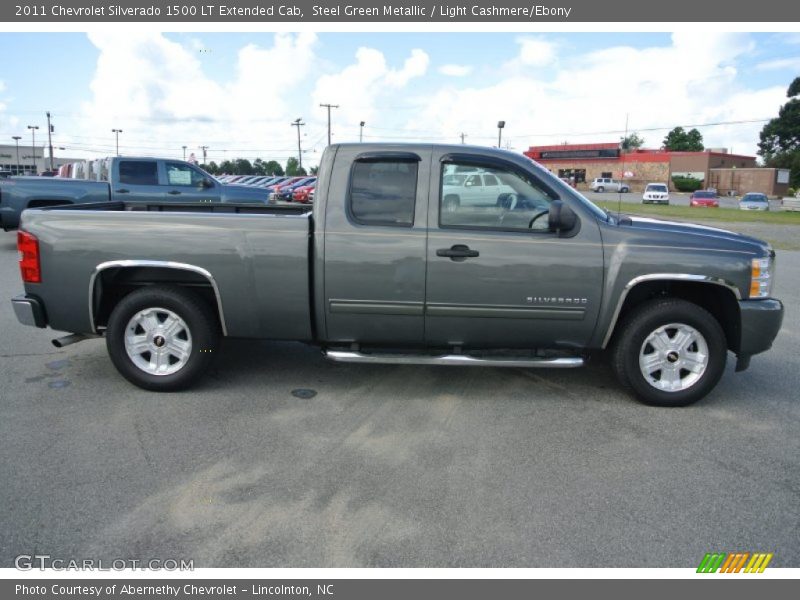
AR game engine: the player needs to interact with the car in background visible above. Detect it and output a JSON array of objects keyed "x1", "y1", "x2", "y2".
[
  {"x1": 292, "y1": 182, "x2": 316, "y2": 203},
  {"x1": 739, "y1": 192, "x2": 770, "y2": 211},
  {"x1": 277, "y1": 177, "x2": 316, "y2": 201},
  {"x1": 590, "y1": 177, "x2": 630, "y2": 193},
  {"x1": 642, "y1": 183, "x2": 670, "y2": 205},
  {"x1": 689, "y1": 190, "x2": 719, "y2": 208},
  {"x1": 0, "y1": 170, "x2": 12, "y2": 178}
]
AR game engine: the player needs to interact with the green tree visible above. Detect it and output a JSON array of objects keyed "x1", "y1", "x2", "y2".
[
  {"x1": 663, "y1": 127, "x2": 704, "y2": 151},
  {"x1": 218, "y1": 159, "x2": 235, "y2": 175},
  {"x1": 758, "y1": 77, "x2": 800, "y2": 187},
  {"x1": 263, "y1": 160, "x2": 284, "y2": 176},
  {"x1": 206, "y1": 161, "x2": 220, "y2": 175},
  {"x1": 234, "y1": 158, "x2": 254, "y2": 175},
  {"x1": 310, "y1": 166, "x2": 319, "y2": 175},
  {"x1": 620, "y1": 132, "x2": 644, "y2": 151},
  {"x1": 252, "y1": 158, "x2": 267, "y2": 176},
  {"x1": 285, "y1": 157, "x2": 307, "y2": 176}
]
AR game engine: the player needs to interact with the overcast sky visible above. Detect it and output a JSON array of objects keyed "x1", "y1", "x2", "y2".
[{"x1": 1, "y1": 32, "x2": 798, "y2": 166}]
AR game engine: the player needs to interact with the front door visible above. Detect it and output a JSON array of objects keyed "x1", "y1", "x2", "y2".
[
  {"x1": 425, "y1": 152, "x2": 604, "y2": 349},
  {"x1": 160, "y1": 161, "x2": 219, "y2": 203}
]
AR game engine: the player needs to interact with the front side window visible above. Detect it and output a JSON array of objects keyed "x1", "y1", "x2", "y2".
[
  {"x1": 349, "y1": 160, "x2": 418, "y2": 226},
  {"x1": 165, "y1": 162, "x2": 208, "y2": 187},
  {"x1": 119, "y1": 161, "x2": 158, "y2": 186},
  {"x1": 440, "y1": 161, "x2": 556, "y2": 232}
]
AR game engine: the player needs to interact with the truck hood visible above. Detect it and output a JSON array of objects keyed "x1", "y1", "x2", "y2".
[{"x1": 623, "y1": 216, "x2": 771, "y2": 254}]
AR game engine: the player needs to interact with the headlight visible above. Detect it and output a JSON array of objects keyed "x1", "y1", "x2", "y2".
[{"x1": 750, "y1": 256, "x2": 774, "y2": 298}]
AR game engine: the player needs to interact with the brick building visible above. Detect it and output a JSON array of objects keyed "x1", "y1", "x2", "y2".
[{"x1": 523, "y1": 142, "x2": 774, "y2": 194}]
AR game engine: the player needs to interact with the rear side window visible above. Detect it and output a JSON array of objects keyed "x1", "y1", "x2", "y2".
[
  {"x1": 119, "y1": 161, "x2": 158, "y2": 186},
  {"x1": 349, "y1": 160, "x2": 418, "y2": 227}
]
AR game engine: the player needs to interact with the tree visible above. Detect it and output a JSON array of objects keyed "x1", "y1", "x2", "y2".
[
  {"x1": 205, "y1": 161, "x2": 220, "y2": 175},
  {"x1": 663, "y1": 127, "x2": 704, "y2": 151},
  {"x1": 263, "y1": 160, "x2": 284, "y2": 176},
  {"x1": 285, "y1": 157, "x2": 307, "y2": 176},
  {"x1": 218, "y1": 160, "x2": 235, "y2": 175},
  {"x1": 758, "y1": 77, "x2": 800, "y2": 187},
  {"x1": 234, "y1": 158, "x2": 254, "y2": 175},
  {"x1": 252, "y1": 158, "x2": 267, "y2": 176},
  {"x1": 310, "y1": 166, "x2": 319, "y2": 175},
  {"x1": 620, "y1": 132, "x2": 644, "y2": 151}
]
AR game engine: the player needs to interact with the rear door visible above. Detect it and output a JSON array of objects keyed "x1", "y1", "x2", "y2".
[
  {"x1": 323, "y1": 148, "x2": 430, "y2": 344},
  {"x1": 112, "y1": 159, "x2": 163, "y2": 202},
  {"x1": 424, "y1": 151, "x2": 604, "y2": 349}
]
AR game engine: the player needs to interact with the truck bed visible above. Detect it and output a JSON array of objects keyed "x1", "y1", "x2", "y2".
[{"x1": 20, "y1": 201, "x2": 314, "y2": 341}]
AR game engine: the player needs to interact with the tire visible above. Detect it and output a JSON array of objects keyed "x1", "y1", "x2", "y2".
[
  {"x1": 443, "y1": 194, "x2": 460, "y2": 213},
  {"x1": 596, "y1": 186, "x2": 605, "y2": 193},
  {"x1": 105, "y1": 285, "x2": 220, "y2": 392},
  {"x1": 620, "y1": 187, "x2": 629, "y2": 193},
  {"x1": 610, "y1": 298, "x2": 727, "y2": 407}
]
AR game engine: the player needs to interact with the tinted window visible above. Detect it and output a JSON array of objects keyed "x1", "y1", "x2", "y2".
[
  {"x1": 743, "y1": 194, "x2": 767, "y2": 202},
  {"x1": 119, "y1": 161, "x2": 158, "y2": 186},
  {"x1": 164, "y1": 162, "x2": 208, "y2": 187},
  {"x1": 441, "y1": 161, "x2": 556, "y2": 232},
  {"x1": 349, "y1": 160, "x2": 418, "y2": 226},
  {"x1": 694, "y1": 191, "x2": 715, "y2": 198},
  {"x1": 483, "y1": 174, "x2": 500, "y2": 186}
]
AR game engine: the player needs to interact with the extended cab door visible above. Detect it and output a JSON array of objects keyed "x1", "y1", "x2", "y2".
[
  {"x1": 111, "y1": 159, "x2": 164, "y2": 203},
  {"x1": 425, "y1": 151, "x2": 604, "y2": 349},
  {"x1": 323, "y1": 147, "x2": 430, "y2": 344}
]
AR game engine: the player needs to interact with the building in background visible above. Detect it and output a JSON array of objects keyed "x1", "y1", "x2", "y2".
[
  {"x1": 523, "y1": 142, "x2": 787, "y2": 196},
  {"x1": 0, "y1": 144, "x2": 82, "y2": 175}
]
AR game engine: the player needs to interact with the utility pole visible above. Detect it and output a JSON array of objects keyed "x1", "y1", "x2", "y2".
[
  {"x1": 291, "y1": 118, "x2": 305, "y2": 170},
  {"x1": 27, "y1": 125, "x2": 39, "y2": 174},
  {"x1": 200, "y1": 146, "x2": 209, "y2": 165},
  {"x1": 319, "y1": 103, "x2": 339, "y2": 146},
  {"x1": 182, "y1": 145, "x2": 187, "y2": 160},
  {"x1": 460, "y1": 132, "x2": 467, "y2": 144},
  {"x1": 112, "y1": 129, "x2": 123, "y2": 156},
  {"x1": 359, "y1": 121, "x2": 365, "y2": 143},
  {"x1": 12, "y1": 136, "x2": 21, "y2": 175},
  {"x1": 46, "y1": 112, "x2": 54, "y2": 171}
]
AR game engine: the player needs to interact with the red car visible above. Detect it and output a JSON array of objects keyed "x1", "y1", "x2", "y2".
[
  {"x1": 690, "y1": 190, "x2": 719, "y2": 207},
  {"x1": 292, "y1": 184, "x2": 316, "y2": 203}
]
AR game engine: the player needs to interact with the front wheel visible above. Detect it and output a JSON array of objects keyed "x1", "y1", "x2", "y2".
[
  {"x1": 596, "y1": 186, "x2": 605, "y2": 193},
  {"x1": 105, "y1": 285, "x2": 220, "y2": 391},
  {"x1": 611, "y1": 298, "x2": 727, "y2": 407}
]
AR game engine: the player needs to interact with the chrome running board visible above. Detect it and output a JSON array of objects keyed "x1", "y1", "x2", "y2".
[{"x1": 323, "y1": 350, "x2": 583, "y2": 368}]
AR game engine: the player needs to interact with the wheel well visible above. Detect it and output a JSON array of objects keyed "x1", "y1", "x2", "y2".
[
  {"x1": 612, "y1": 280, "x2": 741, "y2": 352},
  {"x1": 92, "y1": 266, "x2": 222, "y2": 332}
]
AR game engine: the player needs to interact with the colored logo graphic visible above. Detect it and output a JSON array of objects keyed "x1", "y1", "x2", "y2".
[{"x1": 697, "y1": 552, "x2": 774, "y2": 573}]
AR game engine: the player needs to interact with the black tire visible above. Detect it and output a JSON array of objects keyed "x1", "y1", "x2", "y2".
[
  {"x1": 610, "y1": 298, "x2": 727, "y2": 407},
  {"x1": 621, "y1": 187, "x2": 629, "y2": 193},
  {"x1": 596, "y1": 186, "x2": 605, "y2": 193},
  {"x1": 105, "y1": 285, "x2": 220, "y2": 392}
]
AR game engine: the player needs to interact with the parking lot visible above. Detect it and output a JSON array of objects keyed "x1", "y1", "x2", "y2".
[{"x1": 1, "y1": 225, "x2": 798, "y2": 568}]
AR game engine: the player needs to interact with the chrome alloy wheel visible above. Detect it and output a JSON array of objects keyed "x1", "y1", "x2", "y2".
[
  {"x1": 124, "y1": 307, "x2": 192, "y2": 376},
  {"x1": 638, "y1": 323, "x2": 709, "y2": 392}
]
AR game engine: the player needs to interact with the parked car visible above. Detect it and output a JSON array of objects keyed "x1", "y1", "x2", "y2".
[
  {"x1": 442, "y1": 168, "x2": 519, "y2": 210},
  {"x1": 590, "y1": 177, "x2": 630, "y2": 193},
  {"x1": 11, "y1": 144, "x2": 783, "y2": 407},
  {"x1": 739, "y1": 193, "x2": 770, "y2": 211},
  {"x1": 292, "y1": 183, "x2": 316, "y2": 203},
  {"x1": 0, "y1": 157, "x2": 270, "y2": 230},
  {"x1": 277, "y1": 177, "x2": 316, "y2": 201},
  {"x1": 642, "y1": 183, "x2": 670, "y2": 205},
  {"x1": 690, "y1": 190, "x2": 720, "y2": 208}
]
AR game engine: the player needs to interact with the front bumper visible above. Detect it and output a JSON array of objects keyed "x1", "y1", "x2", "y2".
[
  {"x1": 738, "y1": 298, "x2": 784, "y2": 357},
  {"x1": 11, "y1": 294, "x2": 47, "y2": 328}
]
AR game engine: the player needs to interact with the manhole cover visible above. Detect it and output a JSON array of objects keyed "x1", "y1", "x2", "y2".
[{"x1": 291, "y1": 388, "x2": 317, "y2": 399}]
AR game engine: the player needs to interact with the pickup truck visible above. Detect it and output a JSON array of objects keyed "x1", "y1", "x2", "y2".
[
  {"x1": 11, "y1": 144, "x2": 784, "y2": 407},
  {"x1": 0, "y1": 156, "x2": 269, "y2": 230}
]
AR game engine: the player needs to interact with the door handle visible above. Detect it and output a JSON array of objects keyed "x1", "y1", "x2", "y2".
[
  {"x1": 167, "y1": 190, "x2": 182, "y2": 195},
  {"x1": 436, "y1": 244, "x2": 480, "y2": 261},
  {"x1": 116, "y1": 189, "x2": 130, "y2": 194}
]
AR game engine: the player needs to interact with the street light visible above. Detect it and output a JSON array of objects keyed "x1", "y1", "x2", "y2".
[
  {"x1": 27, "y1": 126, "x2": 39, "y2": 174},
  {"x1": 497, "y1": 121, "x2": 505, "y2": 148},
  {"x1": 182, "y1": 145, "x2": 187, "y2": 160},
  {"x1": 359, "y1": 121, "x2": 365, "y2": 143},
  {"x1": 11, "y1": 136, "x2": 21, "y2": 175},
  {"x1": 112, "y1": 129, "x2": 123, "y2": 156}
]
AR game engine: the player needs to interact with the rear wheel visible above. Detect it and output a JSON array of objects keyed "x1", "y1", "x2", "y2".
[
  {"x1": 596, "y1": 186, "x2": 605, "y2": 193},
  {"x1": 106, "y1": 285, "x2": 219, "y2": 391},
  {"x1": 611, "y1": 298, "x2": 727, "y2": 407}
]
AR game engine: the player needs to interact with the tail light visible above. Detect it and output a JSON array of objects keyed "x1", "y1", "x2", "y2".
[{"x1": 18, "y1": 231, "x2": 41, "y2": 283}]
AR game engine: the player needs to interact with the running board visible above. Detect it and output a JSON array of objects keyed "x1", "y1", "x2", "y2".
[{"x1": 323, "y1": 350, "x2": 584, "y2": 368}]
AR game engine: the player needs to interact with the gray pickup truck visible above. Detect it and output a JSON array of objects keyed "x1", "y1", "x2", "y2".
[
  {"x1": 11, "y1": 144, "x2": 784, "y2": 406},
  {"x1": 0, "y1": 156, "x2": 268, "y2": 230}
]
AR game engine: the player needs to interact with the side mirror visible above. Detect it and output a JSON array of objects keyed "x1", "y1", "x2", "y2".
[
  {"x1": 201, "y1": 178, "x2": 214, "y2": 189},
  {"x1": 548, "y1": 200, "x2": 578, "y2": 234}
]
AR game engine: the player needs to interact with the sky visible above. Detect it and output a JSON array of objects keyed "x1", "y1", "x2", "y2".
[{"x1": 0, "y1": 32, "x2": 799, "y2": 167}]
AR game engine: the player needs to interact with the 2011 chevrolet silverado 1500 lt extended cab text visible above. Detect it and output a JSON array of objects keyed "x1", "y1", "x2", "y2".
[
  {"x1": 11, "y1": 144, "x2": 784, "y2": 406},
  {"x1": 0, "y1": 156, "x2": 269, "y2": 230}
]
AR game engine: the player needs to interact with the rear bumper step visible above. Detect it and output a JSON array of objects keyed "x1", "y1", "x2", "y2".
[{"x1": 324, "y1": 350, "x2": 583, "y2": 368}]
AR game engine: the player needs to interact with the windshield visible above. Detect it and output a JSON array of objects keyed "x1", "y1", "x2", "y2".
[
  {"x1": 743, "y1": 194, "x2": 767, "y2": 202},
  {"x1": 693, "y1": 191, "x2": 715, "y2": 198},
  {"x1": 646, "y1": 184, "x2": 668, "y2": 193}
]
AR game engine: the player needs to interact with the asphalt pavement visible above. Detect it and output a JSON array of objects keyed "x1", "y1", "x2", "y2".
[{"x1": 0, "y1": 229, "x2": 798, "y2": 568}]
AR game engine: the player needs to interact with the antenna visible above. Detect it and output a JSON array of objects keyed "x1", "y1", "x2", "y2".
[{"x1": 618, "y1": 113, "x2": 629, "y2": 223}]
